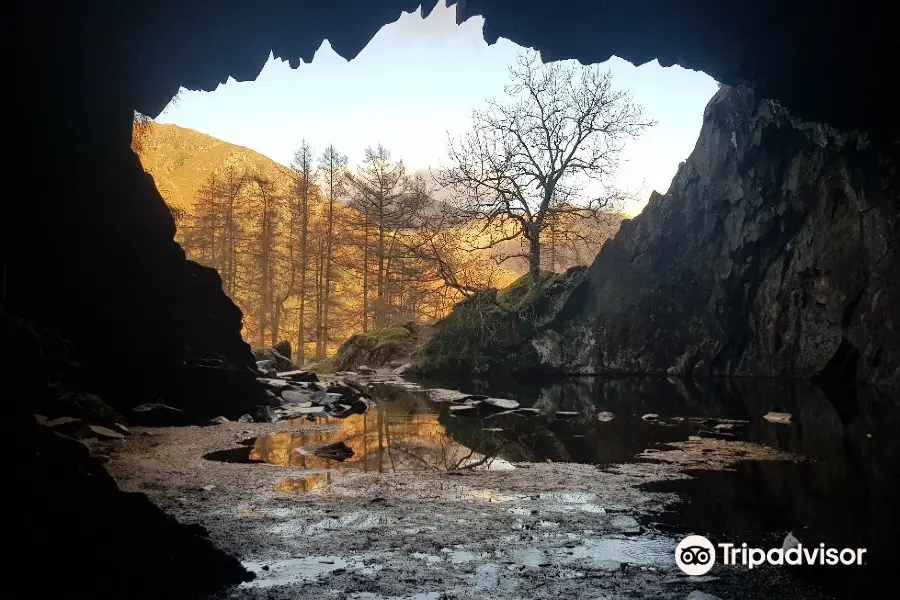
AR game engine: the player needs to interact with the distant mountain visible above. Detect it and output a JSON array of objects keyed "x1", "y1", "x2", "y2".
[{"x1": 133, "y1": 122, "x2": 296, "y2": 213}]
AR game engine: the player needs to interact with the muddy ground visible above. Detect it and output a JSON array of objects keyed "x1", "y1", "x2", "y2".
[{"x1": 94, "y1": 407, "x2": 840, "y2": 600}]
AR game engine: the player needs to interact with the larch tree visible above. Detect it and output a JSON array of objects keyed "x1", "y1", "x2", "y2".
[
  {"x1": 439, "y1": 50, "x2": 654, "y2": 288},
  {"x1": 317, "y1": 145, "x2": 348, "y2": 358},
  {"x1": 290, "y1": 141, "x2": 315, "y2": 364}
]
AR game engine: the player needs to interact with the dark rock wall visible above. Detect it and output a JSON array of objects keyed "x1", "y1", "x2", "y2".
[{"x1": 562, "y1": 86, "x2": 898, "y2": 385}]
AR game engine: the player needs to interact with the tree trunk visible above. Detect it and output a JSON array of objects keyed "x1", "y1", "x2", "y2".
[
  {"x1": 323, "y1": 188, "x2": 335, "y2": 356},
  {"x1": 528, "y1": 227, "x2": 541, "y2": 287},
  {"x1": 362, "y1": 213, "x2": 369, "y2": 333}
]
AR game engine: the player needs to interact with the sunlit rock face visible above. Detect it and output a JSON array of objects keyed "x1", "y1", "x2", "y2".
[{"x1": 563, "y1": 86, "x2": 899, "y2": 385}]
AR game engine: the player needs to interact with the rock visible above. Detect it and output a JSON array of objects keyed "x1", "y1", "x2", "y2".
[
  {"x1": 449, "y1": 405, "x2": 478, "y2": 415},
  {"x1": 357, "y1": 364, "x2": 374, "y2": 373},
  {"x1": 597, "y1": 411, "x2": 616, "y2": 422},
  {"x1": 265, "y1": 391, "x2": 284, "y2": 407},
  {"x1": 688, "y1": 435, "x2": 703, "y2": 441},
  {"x1": 255, "y1": 406, "x2": 277, "y2": 423},
  {"x1": 481, "y1": 397, "x2": 520, "y2": 411},
  {"x1": 297, "y1": 440, "x2": 354, "y2": 461},
  {"x1": 77, "y1": 425, "x2": 126, "y2": 440},
  {"x1": 555, "y1": 411, "x2": 579, "y2": 419},
  {"x1": 34, "y1": 414, "x2": 49, "y2": 425},
  {"x1": 45, "y1": 416, "x2": 83, "y2": 433},
  {"x1": 208, "y1": 416, "x2": 230, "y2": 425},
  {"x1": 275, "y1": 370, "x2": 319, "y2": 383},
  {"x1": 392, "y1": 362, "x2": 413, "y2": 375},
  {"x1": 763, "y1": 412, "x2": 792, "y2": 424},
  {"x1": 130, "y1": 402, "x2": 190, "y2": 427},
  {"x1": 274, "y1": 340, "x2": 292, "y2": 361},
  {"x1": 333, "y1": 322, "x2": 419, "y2": 371},
  {"x1": 281, "y1": 389, "x2": 315, "y2": 404},
  {"x1": 642, "y1": 413, "x2": 659, "y2": 421},
  {"x1": 415, "y1": 86, "x2": 900, "y2": 388},
  {"x1": 514, "y1": 407, "x2": 542, "y2": 415},
  {"x1": 783, "y1": 531, "x2": 801, "y2": 550},
  {"x1": 280, "y1": 406, "x2": 329, "y2": 419},
  {"x1": 686, "y1": 592, "x2": 723, "y2": 600},
  {"x1": 201, "y1": 484, "x2": 216, "y2": 492},
  {"x1": 251, "y1": 347, "x2": 293, "y2": 372},
  {"x1": 610, "y1": 516, "x2": 641, "y2": 535},
  {"x1": 112, "y1": 422, "x2": 131, "y2": 435},
  {"x1": 325, "y1": 382, "x2": 363, "y2": 400},
  {"x1": 428, "y1": 388, "x2": 472, "y2": 403},
  {"x1": 697, "y1": 430, "x2": 736, "y2": 440},
  {"x1": 255, "y1": 360, "x2": 277, "y2": 377},
  {"x1": 713, "y1": 423, "x2": 736, "y2": 431},
  {"x1": 257, "y1": 377, "x2": 292, "y2": 390},
  {"x1": 237, "y1": 414, "x2": 254, "y2": 423}
]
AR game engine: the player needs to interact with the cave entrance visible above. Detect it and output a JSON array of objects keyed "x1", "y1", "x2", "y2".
[{"x1": 132, "y1": 2, "x2": 717, "y2": 367}]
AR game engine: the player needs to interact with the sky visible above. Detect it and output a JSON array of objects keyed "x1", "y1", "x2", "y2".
[{"x1": 155, "y1": 3, "x2": 718, "y2": 217}]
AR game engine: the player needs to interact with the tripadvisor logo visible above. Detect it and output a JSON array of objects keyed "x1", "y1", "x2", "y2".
[{"x1": 675, "y1": 535, "x2": 867, "y2": 575}]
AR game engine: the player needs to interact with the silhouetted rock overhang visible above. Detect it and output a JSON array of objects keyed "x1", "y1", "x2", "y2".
[{"x1": 17, "y1": 1, "x2": 896, "y2": 139}]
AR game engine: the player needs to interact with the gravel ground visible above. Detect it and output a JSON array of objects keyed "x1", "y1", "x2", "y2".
[{"x1": 99, "y1": 414, "x2": 831, "y2": 600}]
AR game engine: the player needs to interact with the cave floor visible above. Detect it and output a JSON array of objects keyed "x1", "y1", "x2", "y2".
[{"x1": 100, "y1": 417, "x2": 832, "y2": 600}]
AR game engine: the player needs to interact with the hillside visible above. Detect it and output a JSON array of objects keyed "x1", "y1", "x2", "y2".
[{"x1": 133, "y1": 121, "x2": 296, "y2": 213}]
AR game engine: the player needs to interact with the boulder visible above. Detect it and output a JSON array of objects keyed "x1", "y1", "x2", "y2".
[
  {"x1": 76, "y1": 425, "x2": 125, "y2": 440},
  {"x1": 251, "y1": 348, "x2": 293, "y2": 372},
  {"x1": 255, "y1": 406, "x2": 277, "y2": 423},
  {"x1": 274, "y1": 340, "x2": 292, "y2": 361},
  {"x1": 481, "y1": 398, "x2": 520, "y2": 411},
  {"x1": 257, "y1": 377, "x2": 292, "y2": 390},
  {"x1": 208, "y1": 416, "x2": 230, "y2": 425},
  {"x1": 237, "y1": 414, "x2": 254, "y2": 423},
  {"x1": 282, "y1": 389, "x2": 316, "y2": 404},
  {"x1": 597, "y1": 411, "x2": 616, "y2": 422},
  {"x1": 275, "y1": 370, "x2": 319, "y2": 383},
  {"x1": 763, "y1": 412, "x2": 792, "y2": 424},
  {"x1": 130, "y1": 402, "x2": 191, "y2": 427},
  {"x1": 265, "y1": 391, "x2": 284, "y2": 407},
  {"x1": 392, "y1": 362, "x2": 413, "y2": 375},
  {"x1": 255, "y1": 360, "x2": 276, "y2": 377}
]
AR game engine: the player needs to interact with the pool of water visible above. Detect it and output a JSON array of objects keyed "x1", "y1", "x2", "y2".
[{"x1": 214, "y1": 374, "x2": 899, "y2": 598}]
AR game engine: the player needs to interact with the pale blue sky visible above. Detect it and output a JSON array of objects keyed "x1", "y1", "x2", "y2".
[{"x1": 156, "y1": 3, "x2": 717, "y2": 216}]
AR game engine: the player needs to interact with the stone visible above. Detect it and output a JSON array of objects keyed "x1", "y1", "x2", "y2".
[
  {"x1": 392, "y1": 362, "x2": 413, "y2": 375},
  {"x1": 610, "y1": 516, "x2": 641, "y2": 534},
  {"x1": 555, "y1": 411, "x2": 579, "y2": 419},
  {"x1": 112, "y1": 422, "x2": 131, "y2": 435},
  {"x1": 274, "y1": 340, "x2": 292, "y2": 361},
  {"x1": 208, "y1": 416, "x2": 230, "y2": 425},
  {"x1": 688, "y1": 435, "x2": 703, "y2": 441},
  {"x1": 251, "y1": 347, "x2": 293, "y2": 372},
  {"x1": 34, "y1": 414, "x2": 49, "y2": 425},
  {"x1": 281, "y1": 389, "x2": 315, "y2": 404},
  {"x1": 713, "y1": 423, "x2": 736, "y2": 431},
  {"x1": 237, "y1": 414, "x2": 254, "y2": 423},
  {"x1": 45, "y1": 416, "x2": 83, "y2": 432},
  {"x1": 357, "y1": 364, "x2": 374, "y2": 373},
  {"x1": 782, "y1": 531, "x2": 801, "y2": 550},
  {"x1": 275, "y1": 370, "x2": 319, "y2": 383},
  {"x1": 481, "y1": 398, "x2": 520, "y2": 411},
  {"x1": 255, "y1": 406, "x2": 277, "y2": 423},
  {"x1": 280, "y1": 406, "x2": 329, "y2": 419},
  {"x1": 449, "y1": 405, "x2": 477, "y2": 414},
  {"x1": 514, "y1": 407, "x2": 542, "y2": 415},
  {"x1": 763, "y1": 412, "x2": 792, "y2": 424},
  {"x1": 77, "y1": 425, "x2": 126, "y2": 440},
  {"x1": 428, "y1": 389, "x2": 472, "y2": 403},
  {"x1": 130, "y1": 402, "x2": 191, "y2": 427},
  {"x1": 255, "y1": 360, "x2": 276, "y2": 376},
  {"x1": 257, "y1": 377, "x2": 292, "y2": 390},
  {"x1": 597, "y1": 411, "x2": 615, "y2": 422},
  {"x1": 201, "y1": 484, "x2": 216, "y2": 492},
  {"x1": 642, "y1": 413, "x2": 660, "y2": 421},
  {"x1": 265, "y1": 391, "x2": 284, "y2": 407}
]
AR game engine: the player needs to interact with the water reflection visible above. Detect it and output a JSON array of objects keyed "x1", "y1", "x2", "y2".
[
  {"x1": 274, "y1": 474, "x2": 331, "y2": 494},
  {"x1": 250, "y1": 404, "x2": 511, "y2": 472}
]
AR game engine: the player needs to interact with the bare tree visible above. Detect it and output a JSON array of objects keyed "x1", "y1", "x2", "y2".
[{"x1": 438, "y1": 50, "x2": 653, "y2": 288}]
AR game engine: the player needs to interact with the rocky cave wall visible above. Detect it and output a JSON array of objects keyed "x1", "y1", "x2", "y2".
[
  {"x1": 5, "y1": 1, "x2": 898, "y2": 598},
  {"x1": 538, "y1": 86, "x2": 899, "y2": 386}
]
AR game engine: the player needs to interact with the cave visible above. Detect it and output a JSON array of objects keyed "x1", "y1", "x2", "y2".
[{"x1": 7, "y1": 1, "x2": 897, "y2": 598}]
